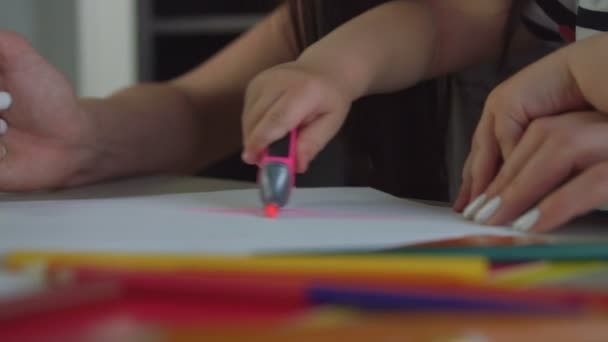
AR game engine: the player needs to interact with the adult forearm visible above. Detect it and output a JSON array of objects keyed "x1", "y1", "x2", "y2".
[
  {"x1": 73, "y1": 82, "x2": 241, "y2": 185},
  {"x1": 70, "y1": 5, "x2": 297, "y2": 185}
]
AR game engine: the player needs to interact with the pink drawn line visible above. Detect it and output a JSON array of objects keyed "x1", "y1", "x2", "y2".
[{"x1": 189, "y1": 208, "x2": 413, "y2": 221}]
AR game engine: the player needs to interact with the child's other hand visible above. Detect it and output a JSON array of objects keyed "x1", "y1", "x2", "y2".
[{"x1": 241, "y1": 62, "x2": 354, "y2": 173}]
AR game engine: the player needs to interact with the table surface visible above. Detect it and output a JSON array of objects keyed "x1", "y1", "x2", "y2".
[{"x1": 0, "y1": 176, "x2": 256, "y2": 202}]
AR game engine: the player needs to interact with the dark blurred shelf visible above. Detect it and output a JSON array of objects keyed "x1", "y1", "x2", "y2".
[
  {"x1": 153, "y1": 15, "x2": 262, "y2": 35},
  {"x1": 154, "y1": 33, "x2": 239, "y2": 81},
  {"x1": 138, "y1": 0, "x2": 272, "y2": 81},
  {"x1": 137, "y1": 0, "x2": 275, "y2": 182},
  {"x1": 151, "y1": 0, "x2": 277, "y2": 18}
]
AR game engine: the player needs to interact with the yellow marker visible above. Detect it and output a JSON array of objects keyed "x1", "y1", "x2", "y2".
[
  {"x1": 491, "y1": 261, "x2": 608, "y2": 287},
  {"x1": 5, "y1": 250, "x2": 488, "y2": 282}
]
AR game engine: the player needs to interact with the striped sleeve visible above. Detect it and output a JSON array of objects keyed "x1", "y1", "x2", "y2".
[
  {"x1": 523, "y1": 0, "x2": 577, "y2": 42},
  {"x1": 577, "y1": 0, "x2": 608, "y2": 40}
]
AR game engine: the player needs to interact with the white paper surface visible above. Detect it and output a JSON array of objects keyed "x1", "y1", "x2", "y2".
[{"x1": 0, "y1": 184, "x2": 604, "y2": 255}]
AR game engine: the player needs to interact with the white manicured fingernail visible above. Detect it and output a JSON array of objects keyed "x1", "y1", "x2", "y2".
[
  {"x1": 512, "y1": 208, "x2": 540, "y2": 232},
  {"x1": 0, "y1": 119, "x2": 7, "y2": 135},
  {"x1": 463, "y1": 194, "x2": 487, "y2": 220},
  {"x1": 474, "y1": 196, "x2": 502, "y2": 223},
  {"x1": 0, "y1": 144, "x2": 7, "y2": 159},
  {"x1": 0, "y1": 92, "x2": 12, "y2": 110}
]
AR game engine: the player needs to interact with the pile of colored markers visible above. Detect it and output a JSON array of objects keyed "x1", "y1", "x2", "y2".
[{"x1": 3, "y1": 237, "x2": 608, "y2": 340}]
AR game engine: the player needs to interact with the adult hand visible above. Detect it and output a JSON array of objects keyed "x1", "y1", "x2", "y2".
[
  {"x1": 241, "y1": 61, "x2": 354, "y2": 173},
  {"x1": 455, "y1": 33, "x2": 608, "y2": 217},
  {"x1": 0, "y1": 31, "x2": 96, "y2": 191},
  {"x1": 464, "y1": 111, "x2": 608, "y2": 232}
]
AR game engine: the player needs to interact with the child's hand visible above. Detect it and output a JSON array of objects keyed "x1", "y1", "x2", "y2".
[{"x1": 241, "y1": 62, "x2": 354, "y2": 173}]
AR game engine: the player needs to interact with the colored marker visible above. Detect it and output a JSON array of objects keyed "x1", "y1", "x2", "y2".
[
  {"x1": 375, "y1": 243, "x2": 608, "y2": 262},
  {"x1": 6, "y1": 251, "x2": 488, "y2": 282},
  {"x1": 48, "y1": 266, "x2": 579, "y2": 314},
  {"x1": 0, "y1": 281, "x2": 121, "y2": 321},
  {"x1": 258, "y1": 130, "x2": 297, "y2": 218}
]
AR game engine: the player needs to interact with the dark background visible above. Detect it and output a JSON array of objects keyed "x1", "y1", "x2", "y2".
[{"x1": 137, "y1": 0, "x2": 279, "y2": 183}]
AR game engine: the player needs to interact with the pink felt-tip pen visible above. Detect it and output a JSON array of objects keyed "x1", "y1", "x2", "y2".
[{"x1": 258, "y1": 130, "x2": 297, "y2": 218}]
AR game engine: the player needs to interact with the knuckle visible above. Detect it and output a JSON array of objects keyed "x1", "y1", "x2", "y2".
[
  {"x1": 247, "y1": 66, "x2": 285, "y2": 90},
  {"x1": 485, "y1": 85, "x2": 529, "y2": 124},
  {"x1": 484, "y1": 85, "x2": 513, "y2": 114},
  {"x1": 266, "y1": 108, "x2": 287, "y2": 127},
  {"x1": 485, "y1": 86, "x2": 505, "y2": 109},
  {"x1": 247, "y1": 69, "x2": 274, "y2": 92},
  {"x1": 495, "y1": 126, "x2": 513, "y2": 151},
  {"x1": 527, "y1": 117, "x2": 553, "y2": 138},
  {"x1": 548, "y1": 128, "x2": 588, "y2": 157},
  {"x1": 298, "y1": 77, "x2": 324, "y2": 97}
]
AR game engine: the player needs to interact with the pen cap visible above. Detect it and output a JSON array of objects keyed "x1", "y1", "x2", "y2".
[{"x1": 259, "y1": 162, "x2": 291, "y2": 207}]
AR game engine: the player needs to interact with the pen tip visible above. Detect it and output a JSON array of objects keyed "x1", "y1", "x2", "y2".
[{"x1": 264, "y1": 204, "x2": 279, "y2": 219}]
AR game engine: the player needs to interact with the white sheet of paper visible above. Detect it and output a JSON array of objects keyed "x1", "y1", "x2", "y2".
[{"x1": 0, "y1": 185, "x2": 605, "y2": 255}]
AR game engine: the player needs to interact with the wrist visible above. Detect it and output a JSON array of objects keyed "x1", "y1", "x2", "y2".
[
  {"x1": 296, "y1": 48, "x2": 371, "y2": 101},
  {"x1": 65, "y1": 98, "x2": 134, "y2": 186}
]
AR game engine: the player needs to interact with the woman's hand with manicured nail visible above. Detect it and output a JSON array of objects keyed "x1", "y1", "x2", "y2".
[
  {"x1": 0, "y1": 31, "x2": 96, "y2": 191},
  {"x1": 473, "y1": 111, "x2": 608, "y2": 232},
  {"x1": 0, "y1": 91, "x2": 12, "y2": 111},
  {"x1": 456, "y1": 34, "x2": 608, "y2": 215}
]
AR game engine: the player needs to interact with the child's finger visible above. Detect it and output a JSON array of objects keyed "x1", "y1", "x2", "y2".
[
  {"x1": 242, "y1": 89, "x2": 286, "y2": 146},
  {"x1": 522, "y1": 162, "x2": 608, "y2": 233},
  {"x1": 243, "y1": 89, "x2": 319, "y2": 164},
  {"x1": 242, "y1": 95, "x2": 277, "y2": 165},
  {"x1": 295, "y1": 107, "x2": 349, "y2": 173}
]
